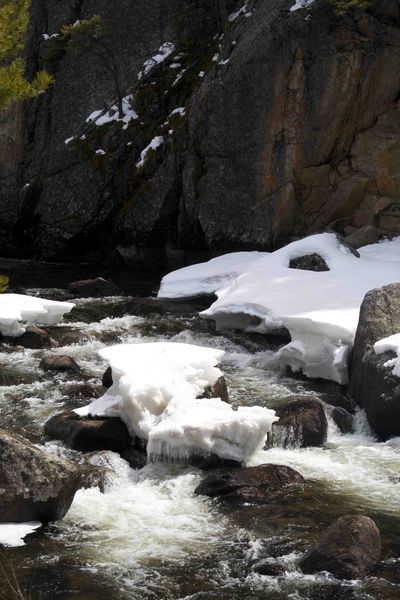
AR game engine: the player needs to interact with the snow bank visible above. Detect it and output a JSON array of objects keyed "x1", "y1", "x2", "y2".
[
  {"x1": 0, "y1": 294, "x2": 75, "y2": 337},
  {"x1": 374, "y1": 334, "x2": 400, "y2": 377},
  {"x1": 158, "y1": 234, "x2": 400, "y2": 384},
  {"x1": 0, "y1": 522, "x2": 41, "y2": 547},
  {"x1": 76, "y1": 342, "x2": 277, "y2": 463}
]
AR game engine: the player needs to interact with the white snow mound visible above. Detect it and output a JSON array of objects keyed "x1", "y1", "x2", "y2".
[
  {"x1": 76, "y1": 342, "x2": 277, "y2": 463},
  {"x1": 158, "y1": 233, "x2": 400, "y2": 385},
  {"x1": 0, "y1": 522, "x2": 41, "y2": 547},
  {"x1": 0, "y1": 294, "x2": 75, "y2": 337},
  {"x1": 374, "y1": 333, "x2": 400, "y2": 378}
]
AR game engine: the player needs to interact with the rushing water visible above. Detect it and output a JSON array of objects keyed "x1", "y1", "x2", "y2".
[{"x1": 1, "y1": 263, "x2": 400, "y2": 600}]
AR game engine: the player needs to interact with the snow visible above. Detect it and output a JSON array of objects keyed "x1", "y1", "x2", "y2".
[
  {"x1": 0, "y1": 294, "x2": 74, "y2": 337},
  {"x1": 228, "y1": 4, "x2": 253, "y2": 21},
  {"x1": 0, "y1": 522, "x2": 41, "y2": 547},
  {"x1": 136, "y1": 136, "x2": 164, "y2": 169},
  {"x1": 138, "y1": 42, "x2": 175, "y2": 79},
  {"x1": 86, "y1": 95, "x2": 138, "y2": 130},
  {"x1": 158, "y1": 251, "x2": 262, "y2": 299},
  {"x1": 290, "y1": 0, "x2": 315, "y2": 10},
  {"x1": 76, "y1": 342, "x2": 277, "y2": 463},
  {"x1": 158, "y1": 234, "x2": 400, "y2": 385},
  {"x1": 374, "y1": 334, "x2": 400, "y2": 378}
]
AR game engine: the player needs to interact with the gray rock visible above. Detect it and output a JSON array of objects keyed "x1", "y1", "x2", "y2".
[
  {"x1": 68, "y1": 277, "x2": 122, "y2": 298},
  {"x1": 331, "y1": 407, "x2": 353, "y2": 434},
  {"x1": 271, "y1": 397, "x2": 328, "y2": 448},
  {"x1": 344, "y1": 226, "x2": 379, "y2": 249},
  {"x1": 299, "y1": 515, "x2": 381, "y2": 579},
  {"x1": 195, "y1": 463, "x2": 305, "y2": 504},
  {"x1": 289, "y1": 254, "x2": 329, "y2": 272},
  {"x1": 39, "y1": 354, "x2": 80, "y2": 373},
  {"x1": 0, "y1": 428, "x2": 81, "y2": 523},
  {"x1": 349, "y1": 283, "x2": 400, "y2": 438}
]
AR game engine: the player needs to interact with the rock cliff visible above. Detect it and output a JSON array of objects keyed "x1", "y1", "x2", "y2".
[{"x1": 0, "y1": 0, "x2": 399, "y2": 267}]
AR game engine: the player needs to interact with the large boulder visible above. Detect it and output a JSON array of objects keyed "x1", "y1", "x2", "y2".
[
  {"x1": 270, "y1": 397, "x2": 328, "y2": 448},
  {"x1": 299, "y1": 515, "x2": 381, "y2": 579},
  {"x1": 44, "y1": 411, "x2": 133, "y2": 453},
  {"x1": 195, "y1": 464, "x2": 305, "y2": 504},
  {"x1": 39, "y1": 355, "x2": 81, "y2": 373},
  {"x1": 0, "y1": 429, "x2": 81, "y2": 523},
  {"x1": 349, "y1": 283, "x2": 400, "y2": 438}
]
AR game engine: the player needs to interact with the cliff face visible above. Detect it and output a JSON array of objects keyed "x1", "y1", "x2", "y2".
[{"x1": 0, "y1": 0, "x2": 400, "y2": 267}]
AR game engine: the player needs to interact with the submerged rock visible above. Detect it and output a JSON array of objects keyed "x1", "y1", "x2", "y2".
[
  {"x1": 331, "y1": 407, "x2": 353, "y2": 434},
  {"x1": 44, "y1": 411, "x2": 132, "y2": 453},
  {"x1": 68, "y1": 277, "x2": 122, "y2": 298},
  {"x1": 0, "y1": 429, "x2": 81, "y2": 523},
  {"x1": 120, "y1": 448, "x2": 147, "y2": 469},
  {"x1": 39, "y1": 355, "x2": 81, "y2": 373},
  {"x1": 349, "y1": 283, "x2": 400, "y2": 438},
  {"x1": 270, "y1": 397, "x2": 328, "y2": 448},
  {"x1": 195, "y1": 464, "x2": 305, "y2": 504},
  {"x1": 299, "y1": 515, "x2": 381, "y2": 579}
]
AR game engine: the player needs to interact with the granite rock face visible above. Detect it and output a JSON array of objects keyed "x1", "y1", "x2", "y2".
[{"x1": 1, "y1": 0, "x2": 400, "y2": 264}]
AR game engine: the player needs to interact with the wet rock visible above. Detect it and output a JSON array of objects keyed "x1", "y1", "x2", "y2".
[
  {"x1": 199, "y1": 376, "x2": 229, "y2": 403},
  {"x1": 195, "y1": 464, "x2": 305, "y2": 504},
  {"x1": 124, "y1": 295, "x2": 216, "y2": 317},
  {"x1": 39, "y1": 355, "x2": 80, "y2": 373},
  {"x1": 63, "y1": 383, "x2": 100, "y2": 401},
  {"x1": 271, "y1": 397, "x2": 328, "y2": 448},
  {"x1": 68, "y1": 277, "x2": 122, "y2": 298},
  {"x1": 289, "y1": 254, "x2": 329, "y2": 272},
  {"x1": 252, "y1": 560, "x2": 285, "y2": 577},
  {"x1": 44, "y1": 411, "x2": 133, "y2": 453},
  {"x1": 102, "y1": 366, "x2": 113, "y2": 388},
  {"x1": 344, "y1": 226, "x2": 379, "y2": 249},
  {"x1": 349, "y1": 283, "x2": 400, "y2": 438},
  {"x1": 120, "y1": 448, "x2": 147, "y2": 469},
  {"x1": 1, "y1": 325, "x2": 57, "y2": 349},
  {"x1": 331, "y1": 407, "x2": 353, "y2": 434},
  {"x1": 299, "y1": 515, "x2": 381, "y2": 579},
  {"x1": 45, "y1": 326, "x2": 90, "y2": 347},
  {"x1": 79, "y1": 464, "x2": 108, "y2": 493},
  {"x1": 0, "y1": 428, "x2": 81, "y2": 523}
]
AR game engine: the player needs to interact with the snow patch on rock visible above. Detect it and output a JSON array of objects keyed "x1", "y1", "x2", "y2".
[
  {"x1": 0, "y1": 294, "x2": 75, "y2": 337},
  {"x1": 0, "y1": 522, "x2": 41, "y2": 547},
  {"x1": 76, "y1": 342, "x2": 277, "y2": 463},
  {"x1": 374, "y1": 334, "x2": 400, "y2": 377}
]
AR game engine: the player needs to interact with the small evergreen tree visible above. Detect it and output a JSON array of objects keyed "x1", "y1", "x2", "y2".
[{"x1": 0, "y1": 0, "x2": 53, "y2": 111}]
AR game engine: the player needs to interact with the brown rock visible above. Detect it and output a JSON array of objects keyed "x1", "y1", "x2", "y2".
[{"x1": 39, "y1": 355, "x2": 80, "y2": 373}]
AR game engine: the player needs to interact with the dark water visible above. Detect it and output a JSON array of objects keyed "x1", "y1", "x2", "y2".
[{"x1": 0, "y1": 259, "x2": 399, "y2": 600}]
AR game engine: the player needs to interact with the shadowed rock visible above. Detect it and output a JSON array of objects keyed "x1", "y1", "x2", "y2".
[
  {"x1": 68, "y1": 277, "x2": 122, "y2": 298},
  {"x1": 195, "y1": 464, "x2": 305, "y2": 504},
  {"x1": 271, "y1": 397, "x2": 328, "y2": 448},
  {"x1": 299, "y1": 515, "x2": 381, "y2": 579}
]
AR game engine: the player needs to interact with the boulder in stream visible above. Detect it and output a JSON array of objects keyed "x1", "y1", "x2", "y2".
[
  {"x1": 195, "y1": 464, "x2": 305, "y2": 504},
  {"x1": 44, "y1": 411, "x2": 133, "y2": 453},
  {"x1": 270, "y1": 397, "x2": 328, "y2": 448},
  {"x1": 39, "y1": 354, "x2": 80, "y2": 373},
  {"x1": 0, "y1": 428, "x2": 81, "y2": 523},
  {"x1": 68, "y1": 277, "x2": 122, "y2": 298},
  {"x1": 349, "y1": 283, "x2": 400, "y2": 438},
  {"x1": 299, "y1": 515, "x2": 381, "y2": 579}
]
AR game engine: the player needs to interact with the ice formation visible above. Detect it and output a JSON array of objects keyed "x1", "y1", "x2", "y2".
[
  {"x1": 158, "y1": 234, "x2": 400, "y2": 385},
  {"x1": 374, "y1": 334, "x2": 400, "y2": 378},
  {"x1": 0, "y1": 522, "x2": 41, "y2": 547},
  {"x1": 0, "y1": 294, "x2": 75, "y2": 337},
  {"x1": 76, "y1": 342, "x2": 277, "y2": 463}
]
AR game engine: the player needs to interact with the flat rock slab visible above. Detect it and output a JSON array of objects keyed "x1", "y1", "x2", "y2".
[{"x1": 195, "y1": 464, "x2": 305, "y2": 504}]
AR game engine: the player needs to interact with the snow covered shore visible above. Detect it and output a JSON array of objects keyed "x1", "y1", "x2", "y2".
[
  {"x1": 158, "y1": 234, "x2": 400, "y2": 384},
  {"x1": 76, "y1": 342, "x2": 278, "y2": 463},
  {"x1": 0, "y1": 294, "x2": 75, "y2": 337}
]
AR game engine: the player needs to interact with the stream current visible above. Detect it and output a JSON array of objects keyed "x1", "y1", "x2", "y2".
[{"x1": 0, "y1": 260, "x2": 399, "y2": 600}]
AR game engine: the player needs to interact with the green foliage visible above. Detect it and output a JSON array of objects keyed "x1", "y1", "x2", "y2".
[
  {"x1": 0, "y1": 0, "x2": 53, "y2": 111},
  {"x1": 0, "y1": 274, "x2": 9, "y2": 292},
  {"x1": 60, "y1": 15, "x2": 104, "y2": 42},
  {"x1": 326, "y1": 0, "x2": 371, "y2": 14}
]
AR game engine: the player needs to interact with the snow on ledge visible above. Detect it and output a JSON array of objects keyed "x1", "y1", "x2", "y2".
[
  {"x1": 76, "y1": 342, "x2": 277, "y2": 463},
  {"x1": 374, "y1": 334, "x2": 400, "y2": 377},
  {"x1": 0, "y1": 294, "x2": 75, "y2": 337},
  {"x1": 158, "y1": 234, "x2": 400, "y2": 385},
  {"x1": 0, "y1": 522, "x2": 41, "y2": 547}
]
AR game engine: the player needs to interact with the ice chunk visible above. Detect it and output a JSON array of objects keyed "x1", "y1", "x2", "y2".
[
  {"x1": 374, "y1": 333, "x2": 400, "y2": 377},
  {"x1": 159, "y1": 233, "x2": 400, "y2": 384},
  {"x1": 0, "y1": 522, "x2": 41, "y2": 547},
  {"x1": 76, "y1": 342, "x2": 277, "y2": 463},
  {"x1": 0, "y1": 294, "x2": 75, "y2": 337}
]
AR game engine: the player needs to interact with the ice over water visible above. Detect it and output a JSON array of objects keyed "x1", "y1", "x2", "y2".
[
  {"x1": 158, "y1": 234, "x2": 400, "y2": 385},
  {"x1": 0, "y1": 294, "x2": 74, "y2": 337},
  {"x1": 76, "y1": 342, "x2": 278, "y2": 463}
]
